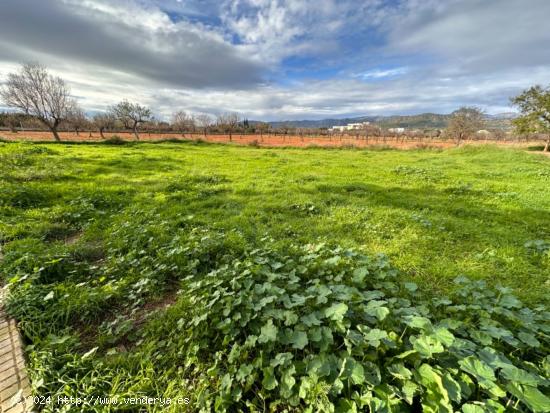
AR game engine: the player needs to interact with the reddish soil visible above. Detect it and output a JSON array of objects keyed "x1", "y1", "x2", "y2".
[{"x1": 0, "y1": 130, "x2": 543, "y2": 150}]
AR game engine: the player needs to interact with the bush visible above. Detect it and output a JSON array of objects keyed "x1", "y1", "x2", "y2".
[
  {"x1": 4, "y1": 226, "x2": 549, "y2": 412},
  {"x1": 103, "y1": 136, "x2": 127, "y2": 145},
  {"x1": 146, "y1": 242, "x2": 549, "y2": 412}
]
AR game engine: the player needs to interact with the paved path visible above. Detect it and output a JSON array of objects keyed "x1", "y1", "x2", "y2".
[{"x1": 0, "y1": 289, "x2": 33, "y2": 413}]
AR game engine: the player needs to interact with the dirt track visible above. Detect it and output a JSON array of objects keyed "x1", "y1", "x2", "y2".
[{"x1": 0, "y1": 130, "x2": 543, "y2": 150}]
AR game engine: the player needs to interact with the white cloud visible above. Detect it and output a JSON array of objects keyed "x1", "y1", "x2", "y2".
[
  {"x1": 359, "y1": 67, "x2": 409, "y2": 80},
  {"x1": 1, "y1": 0, "x2": 549, "y2": 120}
]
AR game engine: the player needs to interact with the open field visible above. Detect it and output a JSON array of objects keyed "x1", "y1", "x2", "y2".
[
  {"x1": 0, "y1": 141, "x2": 549, "y2": 411},
  {"x1": 0, "y1": 130, "x2": 545, "y2": 150}
]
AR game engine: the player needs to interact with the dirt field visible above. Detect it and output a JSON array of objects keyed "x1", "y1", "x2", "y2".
[{"x1": 0, "y1": 130, "x2": 543, "y2": 150}]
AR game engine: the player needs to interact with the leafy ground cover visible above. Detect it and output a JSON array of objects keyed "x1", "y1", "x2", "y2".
[{"x1": 0, "y1": 141, "x2": 549, "y2": 412}]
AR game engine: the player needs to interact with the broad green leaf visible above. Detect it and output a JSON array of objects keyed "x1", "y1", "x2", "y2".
[
  {"x1": 280, "y1": 366, "x2": 296, "y2": 399},
  {"x1": 412, "y1": 335, "x2": 444, "y2": 357},
  {"x1": 301, "y1": 313, "x2": 321, "y2": 327},
  {"x1": 482, "y1": 325, "x2": 513, "y2": 340},
  {"x1": 394, "y1": 350, "x2": 417, "y2": 359},
  {"x1": 309, "y1": 327, "x2": 322, "y2": 342},
  {"x1": 258, "y1": 319, "x2": 278, "y2": 343},
  {"x1": 459, "y1": 356, "x2": 496, "y2": 384},
  {"x1": 459, "y1": 356, "x2": 505, "y2": 397},
  {"x1": 401, "y1": 380, "x2": 418, "y2": 404},
  {"x1": 498, "y1": 294, "x2": 521, "y2": 308},
  {"x1": 484, "y1": 400, "x2": 506, "y2": 413},
  {"x1": 418, "y1": 364, "x2": 448, "y2": 401},
  {"x1": 432, "y1": 327, "x2": 455, "y2": 347},
  {"x1": 521, "y1": 386, "x2": 550, "y2": 413},
  {"x1": 341, "y1": 358, "x2": 365, "y2": 385},
  {"x1": 270, "y1": 352, "x2": 293, "y2": 367},
  {"x1": 352, "y1": 267, "x2": 369, "y2": 284},
  {"x1": 363, "y1": 328, "x2": 388, "y2": 347},
  {"x1": 404, "y1": 282, "x2": 418, "y2": 292},
  {"x1": 363, "y1": 361, "x2": 381, "y2": 386},
  {"x1": 477, "y1": 347, "x2": 512, "y2": 369},
  {"x1": 350, "y1": 363, "x2": 365, "y2": 385},
  {"x1": 518, "y1": 332, "x2": 541, "y2": 347},
  {"x1": 373, "y1": 306, "x2": 390, "y2": 321},
  {"x1": 335, "y1": 399, "x2": 357, "y2": 413},
  {"x1": 387, "y1": 363, "x2": 412, "y2": 380},
  {"x1": 442, "y1": 372, "x2": 462, "y2": 403},
  {"x1": 500, "y1": 365, "x2": 541, "y2": 386},
  {"x1": 262, "y1": 367, "x2": 278, "y2": 390},
  {"x1": 290, "y1": 330, "x2": 308, "y2": 349},
  {"x1": 404, "y1": 315, "x2": 432, "y2": 330},
  {"x1": 470, "y1": 330, "x2": 493, "y2": 345},
  {"x1": 324, "y1": 302, "x2": 348, "y2": 321},
  {"x1": 307, "y1": 355, "x2": 333, "y2": 378},
  {"x1": 506, "y1": 383, "x2": 550, "y2": 413},
  {"x1": 462, "y1": 404, "x2": 486, "y2": 413},
  {"x1": 236, "y1": 364, "x2": 254, "y2": 382},
  {"x1": 284, "y1": 311, "x2": 299, "y2": 326}
]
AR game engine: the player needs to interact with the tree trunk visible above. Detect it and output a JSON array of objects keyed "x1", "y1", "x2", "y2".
[
  {"x1": 50, "y1": 127, "x2": 61, "y2": 142},
  {"x1": 133, "y1": 125, "x2": 140, "y2": 140},
  {"x1": 544, "y1": 138, "x2": 549, "y2": 152},
  {"x1": 99, "y1": 128, "x2": 105, "y2": 139}
]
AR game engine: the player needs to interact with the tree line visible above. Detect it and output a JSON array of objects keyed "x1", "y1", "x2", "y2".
[{"x1": 1, "y1": 63, "x2": 549, "y2": 150}]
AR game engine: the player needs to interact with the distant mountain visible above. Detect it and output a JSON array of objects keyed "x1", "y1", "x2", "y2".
[
  {"x1": 486, "y1": 112, "x2": 518, "y2": 120},
  {"x1": 264, "y1": 112, "x2": 515, "y2": 130}
]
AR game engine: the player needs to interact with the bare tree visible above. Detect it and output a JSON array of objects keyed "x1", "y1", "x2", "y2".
[
  {"x1": 255, "y1": 122, "x2": 270, "y2": 140},
  {"x1": 110, "y1": 100, "x2": 152, "y2": 140},
  {"x1": 93, "y1": 112, "x2": 116, "y2": 139},
  {"x1": 171, "y1": 110, "x2": 195, "y2": 136},
  {"x1": 195, "y1": 113, "x2": 212, "y2": 137},
  {"x1": 447, "y1": 107, "x2": 485, "y2": 145},
  {"x1": 66, "y1": 105, "x2": 88, "y2": 136},
  {"x1": 0, "y1": 63, "x2": 77, "y2": 141},
  {"x1": 2, "y1": 113, "x2": 20, "y2": 133},
  {"x1": 217, "y1": 112, "x2": 241, "y2": 141}
]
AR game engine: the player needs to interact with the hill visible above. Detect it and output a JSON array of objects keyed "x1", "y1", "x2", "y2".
[{"x1": 266, "y1": 112, "x2": 515, "y2": 130}]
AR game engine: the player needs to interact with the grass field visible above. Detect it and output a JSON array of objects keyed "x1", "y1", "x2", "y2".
[{"x1": 1, "y1": 141, "x2": 549, "y2": 411}]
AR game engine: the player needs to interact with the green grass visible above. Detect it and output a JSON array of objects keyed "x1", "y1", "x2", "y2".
[
  {"x1": 2, "y1": 141, "x2": 548, "y2": 301},
  {"x1": 0, "y1": 141, "x2": 549, "y2": 411}
]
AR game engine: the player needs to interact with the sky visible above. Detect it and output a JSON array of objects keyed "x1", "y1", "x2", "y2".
[{"x1": 0, "y1": 0, "x2": 549, "y2": 121}]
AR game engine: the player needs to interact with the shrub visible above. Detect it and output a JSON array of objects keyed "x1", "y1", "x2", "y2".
[
  {"x1": 103, "y1": 136, "x2": 127, "y2": 145},
  {"x1": 146, "y1": 242, "x2": 550, "y2": 412},
  {"x1": 4, "y1": 226, "x2": 549, "y2": 412}
]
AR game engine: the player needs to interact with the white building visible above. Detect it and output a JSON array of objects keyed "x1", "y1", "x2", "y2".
[
  {"x1": 329, "y1": 121, "x2": 371, "y2": 132},
  {"x1": 388, "y1": 127, "x2": 405, "y2": 134},
  {"x1": 329, "y1": 125, "x2": 346, "y2": 132},
  {"x1": 346, "y1": 122, "x2": 370, "y2": 130}
]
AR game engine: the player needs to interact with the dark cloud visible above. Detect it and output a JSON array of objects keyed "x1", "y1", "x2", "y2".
[
  {"x1": 1, "y1": 0, "x2": 548, "y2": 119},
  {"x1": 0, "y1": 0, "x2": 264, "y2": 89},
  {"x1": 388, "y1": 0, "x2": 550, "y2": 73}
]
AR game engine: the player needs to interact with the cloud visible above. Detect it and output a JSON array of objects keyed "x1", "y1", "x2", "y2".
[
  {"x1": 0, "y1": 0, "x2": 264, "y2": 89},
  {"x1": 386, "y1": 0, "x2": 550, "y2": 73},
  {"x1": 0, "y1": 0, "x2": 549, "y2": 120},
  {"x1": 359, "y1": 67, "x2": 409, "y2": 80}
]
